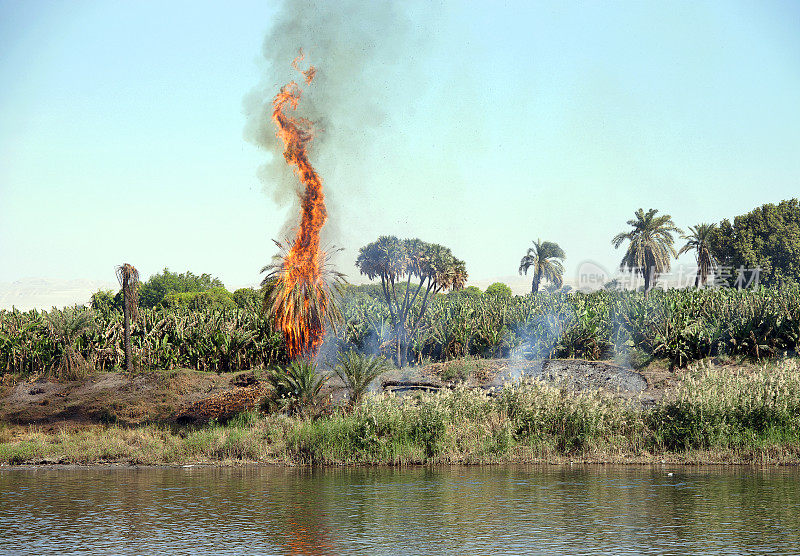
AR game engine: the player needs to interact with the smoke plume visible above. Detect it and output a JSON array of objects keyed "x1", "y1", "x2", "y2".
[{"x1": 244, "y1": 0, "x2": 410, "y2": 246}]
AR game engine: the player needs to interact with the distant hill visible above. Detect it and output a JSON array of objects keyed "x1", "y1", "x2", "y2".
[{"x1": 0, "y1": 278, "x2": 115, "y2": 311}]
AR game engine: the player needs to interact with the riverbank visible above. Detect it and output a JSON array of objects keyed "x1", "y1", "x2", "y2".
[{"x1": 2, "y1": 359, "x2": 798, "y2": 466}]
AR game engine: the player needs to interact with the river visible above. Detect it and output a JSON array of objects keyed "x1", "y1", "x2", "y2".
[{"x1": 1, "y1": 465, "x2": 798, "y2": 555}]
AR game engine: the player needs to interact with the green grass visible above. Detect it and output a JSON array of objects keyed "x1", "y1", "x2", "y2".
[{"x1": 2, "y1": 360, "x2": 799, "y2": 466}]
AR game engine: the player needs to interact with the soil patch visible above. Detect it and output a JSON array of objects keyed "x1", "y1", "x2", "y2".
[{"x1": 0, "y1": 370, "x2": 255, "y2": 427}]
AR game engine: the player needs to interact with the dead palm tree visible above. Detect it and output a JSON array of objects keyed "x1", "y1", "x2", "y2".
[
  {"x1": 612, "y1": 208, "x2": 681, "y2": 294},
  {"x1": 679, "y1": 223, "x2": 719, "y2": 287},
  {"x1": 116, "y1": 263, "x2": 139, "y2": 372},
  {"x1": 518, "y1": 239, "x2": 566, "y2": 293}
]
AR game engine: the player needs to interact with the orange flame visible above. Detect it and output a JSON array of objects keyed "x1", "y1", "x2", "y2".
[{"x1": 271, "y1": 50, "x2": 328, "y2": 359}]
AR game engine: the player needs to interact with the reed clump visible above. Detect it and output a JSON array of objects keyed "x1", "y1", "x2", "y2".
[{"x1": 651, "y1": 359, "x2": 800, "y2": 451}]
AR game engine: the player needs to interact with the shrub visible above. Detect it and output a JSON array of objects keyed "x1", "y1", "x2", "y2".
[
  {"x1": 139, "y1": 268, "x2": 225, "y2": 308},
  {"x1": 161, "y1": 288, "x2": 235, "y2": 311},
  {"x1": 485, "y1": 282, "x2": 513, "y2": 298},
  {"x1": 233, "y1": 288, "x2": 263, "y2": 310},
  {"x1": 333, "y1": 350, "x2": 390, "y2": 406},
  {"x1": 45, "y1": 307, "x2": 96, "y2": 380},
  {"x1": 264, "y1": 361, "x2": 329, "y2": 417},
  {"x1": 650, "y1": 361, "x2": 800, "y2": 450}
]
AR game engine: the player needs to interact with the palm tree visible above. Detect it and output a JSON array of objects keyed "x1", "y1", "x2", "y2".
[
  {"x1": 116, "y1": 263, "x2": 139, "y2": 372},
  {"x1": 678, "y1": 223, "x2": 719, "y2": 287},
  {"x1": 261, "y1": 240, "x2": 345, "y2": 361},
  {"x1": 518, "y1": 239, "x2": 566, "y2": 293},
  {"x1": 612, "y1": 208, "x2": 681, "y2": 294},
  {"x1": 333, "y1": 350, "x2": 390, "y2": 407},
  {"x1": 356, "y1": 236, "x2": 467, "y2": 366},
  {"x1": 46, "y1": 306, "x2": 95, "y2": 379},
  {"x1": 264, "y1": 360, "x2": 328, "y2": 417}
]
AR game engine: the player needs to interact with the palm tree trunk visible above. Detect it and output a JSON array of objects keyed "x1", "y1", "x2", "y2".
[
  {"x1": 532, "y1": 269, "x2": 541, "y2": 294},
  {"x1": 643, "y1": 266, "x2": 652, "y2": 297},
  {"x1": 123, "y1": 274, "x2": 132, "y2": 373}
]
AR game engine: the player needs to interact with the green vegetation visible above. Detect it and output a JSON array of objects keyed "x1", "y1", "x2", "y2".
[
  {"x1": 44, "y1": 306, "x2": 95, "y2": 380},
  {"x1": 518, "y1": 239, "x2": 566, "y2": 294},
  {"x1": 0, "y1": 304, "x2": 284, "y2": 375},
  {"x1": 485, "y1": 282, "x2": 512, "y2": 298},
  {"x1": 333, "y1": 350, "x2": 390, "y2": 406},
  {"x1": 710, "y1": 199, "x2": 800, "y2": 287},
  {"x1": 439, "y1": 356, "x2": 482, "y2": 383},
  {"x1": 2, "y1": 361, "x2": 798, "y2": 465},
  {"x1": 4, "y1": 286, "x2": 800, "y2": 376},
  {"x1": 356, "y1": 236, "x2": 468, "y2": 366},
  {"x1": 138, "y1": 268, "x2": 226, "y2": 309},
  {"x1": 339, "y1": 286, "x2": 800, "y2": 367},
  {"x1": 612, "y1": 208, "x2": 681, "y2": 293},
  {"x1": 263, "y1": 360, "x2": 328, "y2": 417}
]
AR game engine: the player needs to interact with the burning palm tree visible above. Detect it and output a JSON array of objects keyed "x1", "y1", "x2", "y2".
[
  {"x1": 261, "y1": 241, "x2": 344, "y2": 360},
  {"x1": 263, "y1": 51, "x2": 343, "y2": 360}
]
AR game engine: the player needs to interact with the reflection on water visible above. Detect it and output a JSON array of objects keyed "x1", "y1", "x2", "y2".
[{"x1": 1, "y1": 465, "x2": 798, "y2": 555}]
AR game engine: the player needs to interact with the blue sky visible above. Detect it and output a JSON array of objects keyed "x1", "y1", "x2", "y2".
[{"x1": 1, "y1": 0, "x2": 799, "y2": 305}]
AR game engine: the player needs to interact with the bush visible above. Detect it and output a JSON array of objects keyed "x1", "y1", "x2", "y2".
[
  {"x1": 263, "y1": 361, "x2": 329, "y2": 417},
  {"x1": 650, "y1": 362, "x2": 800, "y2": 450},
  {"x1": 333, "y1": 350, "x2": 390, "y2": 406},
  {"x1": 90, "y1": 290, "x2": 120, "y2": 316},
  {"x1": 139, "y1": 268, "x2": 225, "y2": 308},
  {"x1": 161, "y1": 287, "x2": 236, "y2": 311},
  {"x1": 485, "y1": 282, "x2": 512, "y2": 298},
  {"x1": 233, "y1": 288, "x2": 263, "y2": 310},
  {"x1": 449, "y1": 286, "x2": 482, "y2": 299}
]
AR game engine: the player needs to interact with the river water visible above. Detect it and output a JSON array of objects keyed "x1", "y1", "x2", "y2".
[{"x1": 1, "y1": 465, "x2": 798, "y2": 555}]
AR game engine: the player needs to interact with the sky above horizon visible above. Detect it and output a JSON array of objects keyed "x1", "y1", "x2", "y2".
[{"x1": 1, "y1": 0, "x2": 799, "y2": 307}]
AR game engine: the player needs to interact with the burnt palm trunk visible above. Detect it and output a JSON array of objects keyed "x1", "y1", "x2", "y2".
[
  {"x1": 116, "y1": 263, "x2": 139, "y2": 374},
  {"x1": 123, "y1": 278, "x2": 132, "y2": 372}
]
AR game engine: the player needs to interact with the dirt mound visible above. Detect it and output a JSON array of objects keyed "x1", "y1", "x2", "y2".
[
  {"x1": 0, "y1": 359, "x2": 668, "y2": 427},
  {"x1": 0, "y1": 371, "x2": 253, "y2": 427},
  {"x1": 468, "y1": 359, "x2": 647, "y2": 395},
  {"x1": 380, "y1": 359, "x2": 647, "y2": 398},
  {"x1": 539, "y1": 359, "x2": 647, "y2": 393}
]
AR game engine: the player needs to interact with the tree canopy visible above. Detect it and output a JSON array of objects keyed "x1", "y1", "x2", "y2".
[
  {"x1": 356, "y1": 236, "x2": 467, "y2": 365},
  {"x1": 709, "y1": 199, "x2": 800, "y2": 287},
  {"x1": 518, "y1": 239, "x2": 565, "y2": 294},
  {"x1": 138, "y1": 269, "x2": 225, "y2": 308},
  {"x1": 485, "y1": 282, "x2": 513, "y2": 298},
  {"x1": 612, "y1": 208, "x2": 681, "y2": 292}
]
